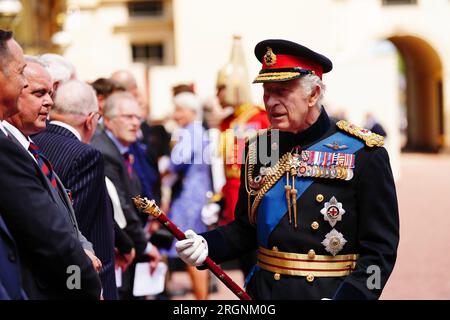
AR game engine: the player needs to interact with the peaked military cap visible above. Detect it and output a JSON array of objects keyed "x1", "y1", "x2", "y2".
[{"x1": 253, "y1": 39, "x2": 333, "y2": 83}]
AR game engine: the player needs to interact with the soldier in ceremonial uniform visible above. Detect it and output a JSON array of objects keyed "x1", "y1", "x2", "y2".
[
  {"x1": 216, "y1": 35, "x2": 270, "y2": 226},
  {"x1": 212, "y1": 36, "x2": 270, "y2": 278},
  {"x1": 176, "y1": 39, "x2": 399, "y2": 300}
]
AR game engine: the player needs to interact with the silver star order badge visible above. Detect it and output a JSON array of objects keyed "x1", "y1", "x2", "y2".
[
  {"x1": 321, "y1": 229, "x2": 347, "y2": 256},
  {"x1": 320, "y1": 196, "x2": 345, "y2": 227},
  {"x1": 289, "y1": 153, "x2": 301, "y2": 169}
]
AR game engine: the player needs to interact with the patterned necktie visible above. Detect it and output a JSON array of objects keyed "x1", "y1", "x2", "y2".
[
  {"x1": 28, "y1": 141, "x2": 58, "y2": 189},
  {"x1": 123, "y1": 152, "x2": 133, "y2": 179}
]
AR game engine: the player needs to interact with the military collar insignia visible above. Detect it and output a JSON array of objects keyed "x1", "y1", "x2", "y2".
[
  {"x1": 320, "y1": 196, "x2": 345, "y2": 227},
  {"x1": 322, "y1": 229, "x2": 347, "y2": 256},
  {"x1": 336, "y1": 120, "x2": 384, "y2": 147},
  {"x1": 324, "y1": 141, "x2": 349, "y2": 150},
  {"x1": 264, "y1": 47, "x2": 277, "y2": 67}
]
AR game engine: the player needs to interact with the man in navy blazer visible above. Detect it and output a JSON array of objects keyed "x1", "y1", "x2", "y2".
[
  {"x1": 33, "y1": 79, "x2": 117, "y2": 299},
  {"x1": 0, "y1": 30, "x2": 101, "y2": 299},
  {"x1": 0, "y1": 214, "x2": 27, "y2": 300}
]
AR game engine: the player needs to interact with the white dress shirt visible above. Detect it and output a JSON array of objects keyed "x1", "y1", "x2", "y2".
[
  {"x1": 1, "y1": 120, "x2": 36, "y2": 163},
  {"x1": 0, "y1": 121, "x2": 8, "y2": 136},
  {"x1": 50, "y1": 120, "x2": 82, "y2": 142}
]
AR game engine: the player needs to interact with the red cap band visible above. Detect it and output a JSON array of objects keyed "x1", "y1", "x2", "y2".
[{"x1": 262, "y1": 54, "x2": 323, "y2": 79}]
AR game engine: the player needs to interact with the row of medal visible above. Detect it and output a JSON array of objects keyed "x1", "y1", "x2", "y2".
[
  {"x1": 252, "y1": 150, "x2": 356, "y2": 189},
  {"x1": 293, "y1": 150, "x2": 355, "y2": 181},
  {"x1": 296, "y1": 164, "x2": 353, "y2": 180}
]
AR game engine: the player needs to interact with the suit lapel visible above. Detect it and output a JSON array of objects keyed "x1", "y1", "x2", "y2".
[
  {"x1": 4, "y1": 128, "x2": 61, "y2": 204},
  {"x1": 0, "y1": 215, "x2": 14, "y2": 244},
  {"x1": 54, "y1": 174, "x2": 79, "y2": 231},
  {"x1": 4, "y1": 127, "x2": 77, "y2": 220},
  {"x1": 101, "y1": 131, "x2": 125, "y2": 163}
]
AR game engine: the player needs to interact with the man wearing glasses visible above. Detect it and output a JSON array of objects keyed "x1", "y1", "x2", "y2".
[{"x1": 91, "y1": 91, "x2": 160, "y2": 300}]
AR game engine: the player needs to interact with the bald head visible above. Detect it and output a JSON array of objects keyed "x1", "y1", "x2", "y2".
[
  {"x1": 110, "y1": 70, "x2": 149, "y2": 120},
  {"x1": 110, "y1": 70, "x2": 137, "y2": 91}
]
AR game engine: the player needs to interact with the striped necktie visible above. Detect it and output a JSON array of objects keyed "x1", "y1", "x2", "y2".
[
  {"x1": 28, "y1": 141, "x2": 58, "y2": 189},
  {"x1": 123, "y1": 152, "x2": 133, "y2": 178}
]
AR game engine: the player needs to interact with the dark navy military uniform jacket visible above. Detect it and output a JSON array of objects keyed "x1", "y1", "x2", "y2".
[{"x1": 202, "y1": 108, "x2": 399, "y2": 300}]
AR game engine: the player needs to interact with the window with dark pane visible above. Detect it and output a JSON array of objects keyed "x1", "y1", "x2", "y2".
[
  {"x1": 381, "y1": 0, "x2": 417, "y2": 5},
  {"x1": 132, "y1": 43, "x2": 164, "y2": 64},
  {"x1": 128, "y1": 1, "x2": 164, "y2": 17}
]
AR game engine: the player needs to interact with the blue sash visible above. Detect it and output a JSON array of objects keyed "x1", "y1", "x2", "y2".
[{"x1": 256, "y1": 132, "x2": 364, "y2": 247}]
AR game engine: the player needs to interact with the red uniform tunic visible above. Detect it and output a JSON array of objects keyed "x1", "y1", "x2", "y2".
[{"x1": 219, "y1": 103, "x2": 270, "y2": 225}]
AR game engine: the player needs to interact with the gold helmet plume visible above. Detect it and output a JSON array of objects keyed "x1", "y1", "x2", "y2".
[{"x1": 216, "y1": 35, "x2": 252, "y2": 107}]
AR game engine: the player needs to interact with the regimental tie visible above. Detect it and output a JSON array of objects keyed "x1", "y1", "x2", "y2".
[
  {"x1": 28, "y1": 141, "x2": 57, "y2": 189},
  {"x1": 123, "y1": 152, "x2": 133, "y2": 178}
]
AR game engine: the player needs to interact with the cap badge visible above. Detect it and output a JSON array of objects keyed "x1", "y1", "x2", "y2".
[
  {"x1": 264, "y1": 47, "x2": 277, "y2": 67},
  {"x1": 320, "y1": 196, "x2": 345, "y2": 227},
  {"x1": 322, "y1": 228, "x2": 347, "y2": 256}
]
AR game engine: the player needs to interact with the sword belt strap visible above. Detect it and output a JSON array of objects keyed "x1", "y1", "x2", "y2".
[{"x1": 258, "y1": 246, "x2": 358, "y2": 277}]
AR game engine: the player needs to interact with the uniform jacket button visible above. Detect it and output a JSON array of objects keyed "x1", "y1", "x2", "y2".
[
  {"x1": 274, "y1": 273, "x2": 281, "y2": 281},
  {"x1": 272, "y1": 246, "x2": 278, "y2": 252},
  {"x1": 8, "y1": 251, "x2": 16, "y2": 263},
  {"x1": 311, "y1": 221, "x2": 319, "y2": 230},
  {"x1": 308, "y1": 249, "x2": 316, "y2": 259},
  {"x1": 306, "y1": 274, "x2": 315, "y2": 283},
  {"x1": 316, "y1": 194, "x2": 324, "y2": 203}
]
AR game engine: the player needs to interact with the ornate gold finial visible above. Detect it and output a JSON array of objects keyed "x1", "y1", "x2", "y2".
[
  {"x1": 132, "y1": 196, "x2": 162, "y2": 218},
  {"x1": 264, "y1": 47, "x2": 277, "y2": 67}
]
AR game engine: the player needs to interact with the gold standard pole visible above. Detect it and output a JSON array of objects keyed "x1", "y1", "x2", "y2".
[{"x1": 133, "y1": 196, "x2": 251, "y2": 300}]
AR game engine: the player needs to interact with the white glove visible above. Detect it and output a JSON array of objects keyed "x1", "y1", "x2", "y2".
[
  {"x1": 175, "y1": 230, "x2": 208, "y2": 266},
  {"x1": 201, "y1": 203, "x2": 220, "y2": 226}
]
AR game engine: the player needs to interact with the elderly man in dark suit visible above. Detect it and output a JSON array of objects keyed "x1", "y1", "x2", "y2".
[
  {"x1": 91, "y1": 91, "x2": 160, "y2": 299},
  {"x1": 3, "y1": 57, "x2": 100, "y2": 265},
  {"x1": 0, "y1": 30, "x2": 101, "y2": 299},
  {"x1": 33, "y1": 79, "x2": 117, "y2": 299}
]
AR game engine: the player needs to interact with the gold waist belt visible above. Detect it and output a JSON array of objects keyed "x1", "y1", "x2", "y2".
[{"x1": 258, "y1": 246, "x2": 358, "y2": 277}]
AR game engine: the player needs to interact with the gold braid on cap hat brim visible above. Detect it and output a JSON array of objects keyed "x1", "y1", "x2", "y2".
[{"x1": 253, "y1": 72, "x2": 301, "y2": 83}]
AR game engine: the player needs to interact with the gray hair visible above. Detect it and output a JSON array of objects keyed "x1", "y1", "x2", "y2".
[
  {"x1": 0, "y1": 30, "x2": 13, "y2": 72},
  {"x1": 52, "y1": 80, "x2": 98, "y2": 116},
  {"x1": 39, "y1": 53, "x2": 75, "y2": 84},
  {"x1": 110, "y1": 70, "x2": 137, "y2": 91},
  {"x1": 24, "y1": 55, "x2": 48, "y2": 68},
  {"x1": 300, "y1": 74, "x2": 326, "y2": 108},
  {"x1": 103, "y1": 91, "x2": 137, "y2": 118}
]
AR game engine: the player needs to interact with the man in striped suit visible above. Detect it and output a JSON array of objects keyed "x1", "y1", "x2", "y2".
[{"x1": 33, "y1": 79, "x2": 117, "y2": 299}]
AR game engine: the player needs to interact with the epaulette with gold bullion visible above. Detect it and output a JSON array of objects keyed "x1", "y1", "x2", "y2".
[{"x1": 336, "y1": 120, "x2": 384, "y2": 147}]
